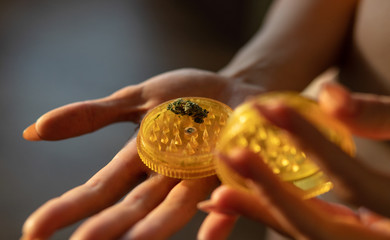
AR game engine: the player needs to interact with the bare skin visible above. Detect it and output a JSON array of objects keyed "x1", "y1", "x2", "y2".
[
  {"x1": 198, "y1": 0, "x2": 390, "y2": 239},
  {"x1": 21, "y1": 69, "x2": 264, "y2": 240},
  {"x1": 198, "y1": 83, "x2": 390, "y2": 240},
  {"x1": 22, "y1": 0, "x2": 390, "y2": 239}
]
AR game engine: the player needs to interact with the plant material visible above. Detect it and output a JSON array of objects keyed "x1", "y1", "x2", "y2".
[{"x1": 167, "y1": 98, "x2": 209, "y2": 123}]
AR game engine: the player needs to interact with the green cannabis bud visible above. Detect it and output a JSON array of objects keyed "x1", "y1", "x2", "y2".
[{"x1": 167, "y1": 98, "x2": 209, "y2": 123}]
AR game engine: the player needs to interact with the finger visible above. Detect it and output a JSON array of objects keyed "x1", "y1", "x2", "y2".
[
  {"x1": 23, "y1": 85, "x2": 147, "y2": 141},
  {"x1": 23, "y1": 123, "x2": 42, "y2": 141},
  {"x1": 120, "y1": 176, "x2": 219, "y2": 240},
  {"x1": 319, "y1": 82, "x2": 390, "y2": 139},
  {"x1": 254, "y1": 103, "x2": 390, "y2": 217},
  {"x1": 218, "y1": 149, "x2": 329, "y2": 239},
  {"x1": 70, "y1": 174, "x2": 179, "y2": 240},
  {"x1": 22, "y1": 139, "x2": 149, "y2": 240},
  {"x1": 198, "y1": 186, "x2": 359, "y2": 236},
  {"x1": 197, "y1": 211, "x2": 237, "y2": 240},
  {"x1": 217, "y1": 149, "x2": 390, "y2": 240},
  {"x1": 359, "y1": 208, "x2": 390, "y2": 236},
  {"x1": 198, "y1": 185, "x2": 285, "y2": 235}
]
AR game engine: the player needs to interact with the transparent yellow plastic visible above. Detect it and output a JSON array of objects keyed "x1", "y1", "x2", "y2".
[
  {"x1": 137, "y1": 97, "x2": 233, "y2": 179},
  {"x1": 216, "y1": 92, "x2": 356, "y2": 198}
]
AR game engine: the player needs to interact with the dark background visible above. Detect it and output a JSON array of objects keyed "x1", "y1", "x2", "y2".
[{"x1": 0, "y1": 1, "x2": 272, "y2": 239}]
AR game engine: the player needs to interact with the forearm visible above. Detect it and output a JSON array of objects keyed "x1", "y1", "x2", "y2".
[{"x1": 220, "y1": 0, "x2": 358, "y2": 92}]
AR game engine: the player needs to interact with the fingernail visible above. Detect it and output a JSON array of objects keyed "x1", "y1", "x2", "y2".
[
  {"x1": 319, "y1": 83, "x2": 356, "y2": 116},
  {"x1": 197, "y1": 200, "x2": 237, "y2": 216},
  {"x1": 358, "y1": 207, "x2": 390, "y2": 233},
  {"x1": 23, "y1": 123, "x2": 42, "y2": 141},
  {"x1": 371, "y1": 219, "x2": 390, "y2": 234},
  {"x1": 197, "y1": 200, "x2": 215, "y2": 213}
]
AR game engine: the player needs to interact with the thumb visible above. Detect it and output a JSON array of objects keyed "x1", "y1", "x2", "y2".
[
  {"x1": 319, "y1": 83, "x2": 390, "y2": 139},
  {"x1": 23, "y1": 86, "x2": 146, "y2": 141}
]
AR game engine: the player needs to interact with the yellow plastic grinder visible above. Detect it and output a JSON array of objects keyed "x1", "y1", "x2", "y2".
[
  {"x1": 215, "y1": 92, "x2": 355, "y2": 198},
  {"x1": 137, "y1": 97, "x2": 233, "y2": 179}
]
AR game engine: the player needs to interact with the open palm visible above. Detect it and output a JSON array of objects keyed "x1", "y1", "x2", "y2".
[{"x1": 22, "y1": 68, "x2": 264, "y2": 240}]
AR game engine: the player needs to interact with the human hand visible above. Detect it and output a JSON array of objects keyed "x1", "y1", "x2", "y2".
[
  {"x1": 22, "y1": 68, "x2": 264, "y2": 240},
  {"x1": 197, "y1": 83, "x2": 390, "y2": 240}
]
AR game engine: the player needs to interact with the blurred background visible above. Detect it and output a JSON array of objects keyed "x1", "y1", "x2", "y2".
[{"x1": 0, "y1": 0, "x2": 272, "y2": 239}]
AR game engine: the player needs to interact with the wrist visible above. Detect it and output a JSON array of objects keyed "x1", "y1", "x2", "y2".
[
  {"x1": 219, "y1": 55, "x2": 315, "y2": 92},
  {"x1": 218, "y1": 56, "x2": 276, "y2": 91}
]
